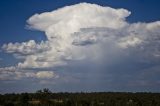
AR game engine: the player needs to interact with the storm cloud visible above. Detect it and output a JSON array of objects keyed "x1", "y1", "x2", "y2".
[{"x1": 1, "y1": 3, "x2": 160, "y2": 92}]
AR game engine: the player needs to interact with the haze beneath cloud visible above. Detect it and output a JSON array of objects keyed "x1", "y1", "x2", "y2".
[{"x1": 1, "y1": 3, "x2": 160, "y2": 92}]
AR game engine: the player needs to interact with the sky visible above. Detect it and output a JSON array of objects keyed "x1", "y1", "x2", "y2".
[{"x1": 0, "y1": 0, "x2": 160, "y2": 93}]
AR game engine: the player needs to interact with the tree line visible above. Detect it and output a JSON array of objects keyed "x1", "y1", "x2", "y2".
[{"x1": 0, "y1": 88, "x2": 160, "y2": 106}]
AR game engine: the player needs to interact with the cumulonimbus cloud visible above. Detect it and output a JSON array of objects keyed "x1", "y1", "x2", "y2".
[{"x1": 1, "y1": 3, "x2": 160, "y2": 83}]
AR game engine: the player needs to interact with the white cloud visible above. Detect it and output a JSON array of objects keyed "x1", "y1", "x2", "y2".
[
  {"x1": 2, "y1": 3, "x2": 131, "y2": 69},
  {"x1": 2, "y1": 40, "x2": 50, "y2": 55},
  {"x1": 0, "y1": 67, "x2": 57, "y2": 80},
  {"x1": 0, "y1": 66, "x2": 16, "y2": 72},
  {"x1": 27, "y1": 3, "x2": 130, "y2": 32},
  {"x1": 35, "y1": 71, "x2": 55, "y2": 79},
  {"x1": 117, "y1": 22, "x2": 160, "y2": 61},
  {"x1": 118, "y1": 36, "x2": 142, "y2": 48},
  {"x1": 1, "y1": 3, "x2": 160, "y2": 81},
  {"x1": 0, "y1": 69, "x2": 25, "y2": 80}
]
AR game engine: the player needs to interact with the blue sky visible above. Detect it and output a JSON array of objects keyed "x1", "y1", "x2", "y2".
[{"x1": 0, "y1": 0, "x2": 160, "y2": 93}]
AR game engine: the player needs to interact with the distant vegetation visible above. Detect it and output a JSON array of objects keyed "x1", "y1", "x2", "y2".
[{"x1": 0, "y1": 88, "x2": 160, "y2": 106}]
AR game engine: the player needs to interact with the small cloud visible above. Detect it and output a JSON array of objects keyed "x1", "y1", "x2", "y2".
[
  {"x1": 36, "y1": 71, "x2": 55, "y2": 79},
  {"x1": 2, "y1": 40, "x2": 50, "y2": 55},
  {"x1": 0, "y1": 66, "x2": 58, "y2": 81}
]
